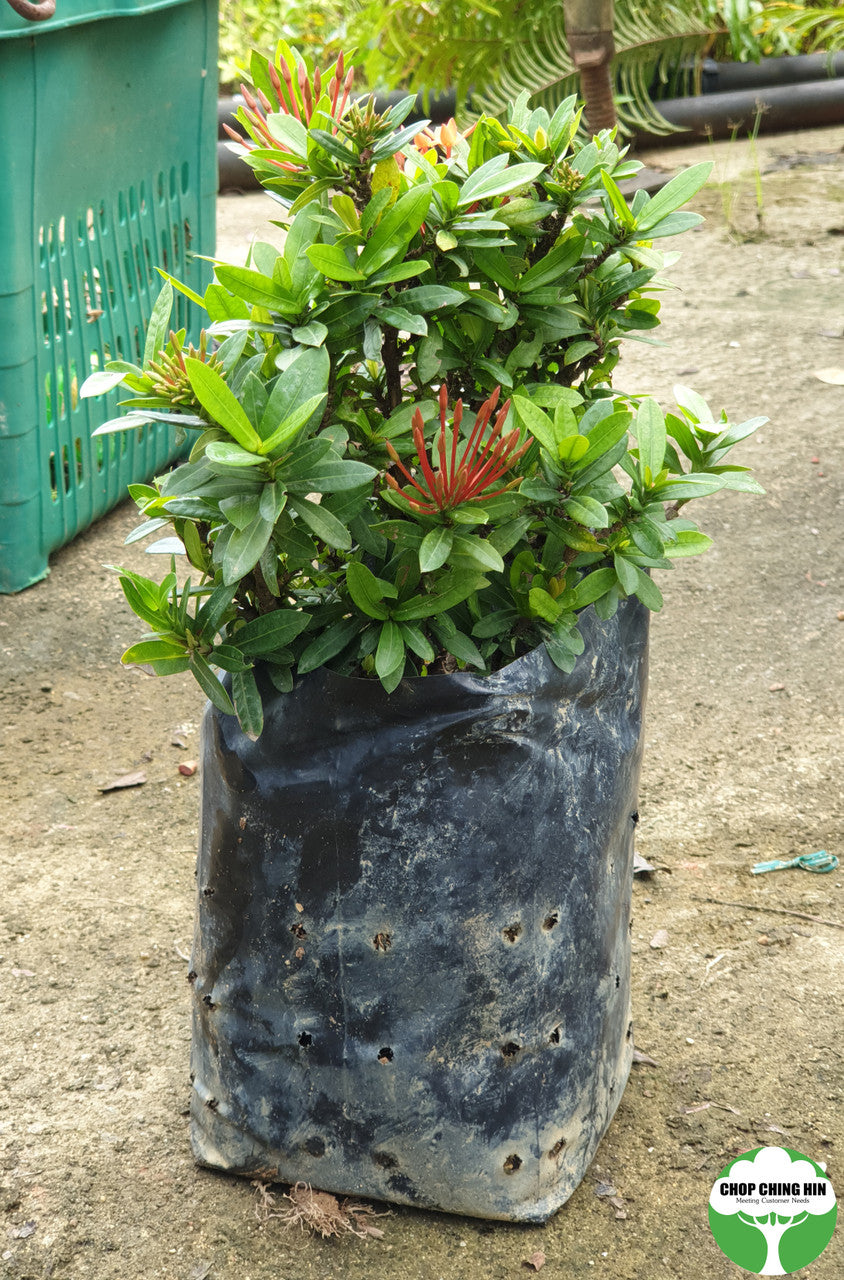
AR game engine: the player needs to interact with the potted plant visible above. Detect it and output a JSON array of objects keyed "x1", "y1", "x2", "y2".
[{"x1": 82, "y1": 41, "x2": 763, "y2": 1223}]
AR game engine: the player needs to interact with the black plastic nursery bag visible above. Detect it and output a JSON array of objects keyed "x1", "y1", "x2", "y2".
[{"x1": 190, "y1": 596, "x2": 649, "y2": 1222}]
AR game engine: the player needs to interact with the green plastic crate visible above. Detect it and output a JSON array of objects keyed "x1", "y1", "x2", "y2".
[{"x1": 0, "y1": 0, "x2": 217, "y2": 592}]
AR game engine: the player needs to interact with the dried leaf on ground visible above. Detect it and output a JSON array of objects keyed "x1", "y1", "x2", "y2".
[
  {"x1": 98, "y1": 770, "x2": 147, "y2": 792},
  {"x1": 11, "y1": 1221, "x2": 36, "y2": 1239},
  {"x1": 522, "y1": 1251, "x2": 546, "y2": 1272},
  {"x1": 253, "y1": 1180, "x2": 389, "y2": 1240},
  {"x1": 595, "y1": 1181, "x2": 618, "y2": 1197},
  {"x1": 632, "y1": 1048, "x2": 660, "y2": 1067},
  {"x1": 190, "y1": 1264, "x2": 212, "y2": 1280},
  {"x1": 609, "y1": 1194, "x2": 628, "y2": 1219}
]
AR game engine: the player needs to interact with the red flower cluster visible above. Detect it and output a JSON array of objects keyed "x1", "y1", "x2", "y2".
[
  {"x1": 385, "y1": 386, "x2": 529, "y2": 515},
  {"x1": 223, "y1": 52, "x2": 354, "y2": 173}
]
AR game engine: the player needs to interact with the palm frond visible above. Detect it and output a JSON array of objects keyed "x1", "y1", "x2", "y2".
[
  {"x1": 752, "y1": 4, "x2": 844, "y2": 55},
  {"x1": 473, "y1": 1, "x2": 720, "y2": 134}
]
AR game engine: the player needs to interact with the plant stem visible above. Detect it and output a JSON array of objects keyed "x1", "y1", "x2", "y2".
[{"x1": 381, "y1": 326, "x2": 402, "y2": 411}]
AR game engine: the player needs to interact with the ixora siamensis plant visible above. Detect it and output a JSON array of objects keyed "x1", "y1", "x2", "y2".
[{"x1": 83, "y1": 42, "x2": 764, "y2": 1223}]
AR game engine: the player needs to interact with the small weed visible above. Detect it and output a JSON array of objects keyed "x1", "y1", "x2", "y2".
[{"x1": 708, "y1": 103, "x2": 768, "y2": 241}]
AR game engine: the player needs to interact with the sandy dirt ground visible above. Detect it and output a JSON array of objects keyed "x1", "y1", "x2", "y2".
[{"x1": 1, "y1": 124, "x2": 843, "y2": 1280}]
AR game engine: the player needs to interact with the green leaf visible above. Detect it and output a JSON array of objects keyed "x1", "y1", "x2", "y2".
[
  {"x1": 375, "y1": 621, "x2": 405, "y2": 681},
  {"x1": 636, "y1": 163, "x2": 711, "y2": 232},
  {"x1": 663, "y1": 530, "x2": 713, "y2": 558},
  {"x1": 520, "y1": 477, "x2": 561, "y2": 502},
  {"x1": 629, "y1": 517, "x2": 665, "y2": 560},
  {"x1": 368, "y1": 260, "x2": 431, "y2": 285},
  {"x1": 574, "y1": 412, "x2": 630, "y2": 470},
  {"x1": 143, "y1": 282, "x2": 174, "y2": 365},
  {"x1": 306, "y1": 243, "x2": 366, "y2": 282},
  {"x1": 399, "y1": 622, "x2": 435, "y2": 663},
  {"x1": 512, "y1": 396, "x2": 555, "y2": 454},
  {"x1": 529, "y1": 588, "x2": 562, "y2": 623},
  {"x1": 259, "y1": 393, "x2": 327, "y2": 455},
  {"x1": 220, "y1": 494, "x2": 260, "y2": 531},
  {"x1": 635, "y1": 399, "x2": 667, "y2": 483},
  {"x1": 632, "y1": 567, "x2": 664, "y2": 611},
  {"x1": 517, "y1": 234, "x2": 585, "y2": 291},
  {"x1": 118, "y1": 577, "x2": 168, "y2": 630},
  {"x1": 205, "y1": 441, "x2": 266, "y2": 468},
  {"x1": 189, "y1": 651, "x2": 235, "y2": 715},
  {"x1": 259, "y1": 480, "x2": 287, "y2": 524},
  {"x1": 195, "y1": 582, "x2": 238, "y2": 639},
  {"x1": 471, "y1": 608, "x2": 519, "y2": 639},
  {"x1": 155, "y1": 267, "x2": 205, "y2": 307},
  {"x1": 221, "y1": 514, "x2": 274, "y2": 584},
  {"x1": 571, "y1": 567, "x2": 617, "y2": 610},
  {"x1": 147, "y1": 655, "x2": 191, "y2": 676},
  {"x1": 259, "y1": 346, "x2": 330, "y2": 441},
  {"x1": 434, "y1": 624, "x2": 485, "y2": 669},
  {"x1": 378, "y1": 306, "x2": 428, "y2": 336},
  {"x1": 714, "y1": 472, "x2": 765, "y2": 495},
  {"x1": 400, "y1": 285, "x2": 466, "y2": 311},
  {"x1": 358, "y1": 187, "x2": 431, "y2": 275},
  {"x1": 600, "y1": 171, "x2": 636, "y2": 230},
  {"x1": 563, "y1": 496, "x2": 610, "y2": 528},
  {"x1": 265, "y1": 111, "x2": 308, "y2": 156},
  {"x1": 266, "y1": 663, "x2": 294, "y2": 693},
  {"x1": 121, "y1": 638, "x2": 186, "y2": 664},
  {"x1": 297, "y1": 617, "x2": 362, "y2": 674},
  {"x1": 392, "y1": 571, "x2": 486, "y2": 621},
  {"x1": 184, "y1": 359, "x2": 262, "y2": 452},
  {"x1": 124, "y1": 516, "x2": 169, "y2": 545},
  {"x1": 235, "y1": 610, "x2": 311, "y2": 654},
  {"x1": 210, "y1": 644, "x2": 253, "y2": 673},
  {"x1": 419, "y1": 526, "x2": 454, "y2": 573},
  {"x1": 232, "y1": 667, "x2": 264, "y2": 739},
  {"x1": 360, "y1": 187, "x2": 394, "y2": 235},
  {"x1": 80, "y1": 369, "x2": 132, "y2": 398},
  {"x1": 649, "y1": 475, "x2": 727, "y2": 502},
  {"x1": 457, "y1": 158, "x2": 544, "y2": 206},
  {"x1": 215, "y1": 265, "x2": 292, "y2": 310},
  {"x1": 346, "y1": 562, "x2": 391, "y2": 620},
  {"x1": 642, "y1": 211, "x2": 703, "y2": 239},
  {"x1": 544, "y1": 637, "x2": 577, "y2": 673},
  {"x1": 288, "y1": 496, "x2": 352, "y2": 550},
  {"x1": 613, "y1": 553, "x2": 639, "y2": 594},
  {"x1": 291, "y1": 321, "x2": 328, "y2": 347},
  {"x1": 451, "y1": 533, "x2": 505, "y2": 573},
  {"x1": 292, "y1": 457, "x2": 379, "y2": 494}
]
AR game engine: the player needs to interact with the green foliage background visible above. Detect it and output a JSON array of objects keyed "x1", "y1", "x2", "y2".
[{"x1": 219, "y1": 1, "x2": 844, "y2": 134}]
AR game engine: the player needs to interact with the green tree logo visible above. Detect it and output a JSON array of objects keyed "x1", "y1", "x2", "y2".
[{"x1": 709, "y1": 1146, "x2": 837, "y2": 1275}]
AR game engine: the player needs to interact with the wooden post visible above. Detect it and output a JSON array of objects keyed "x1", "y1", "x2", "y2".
[{"x1": 563, "y1": 0, "x2": 617, "y2": 132}]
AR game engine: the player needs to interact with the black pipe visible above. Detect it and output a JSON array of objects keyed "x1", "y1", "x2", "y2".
[
  {"x1": 635, "y1": 76, "x2": 844, "y2": 147},
  {"x1": 701, "y1": 51, "x2": 844, "y2": 94}
]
